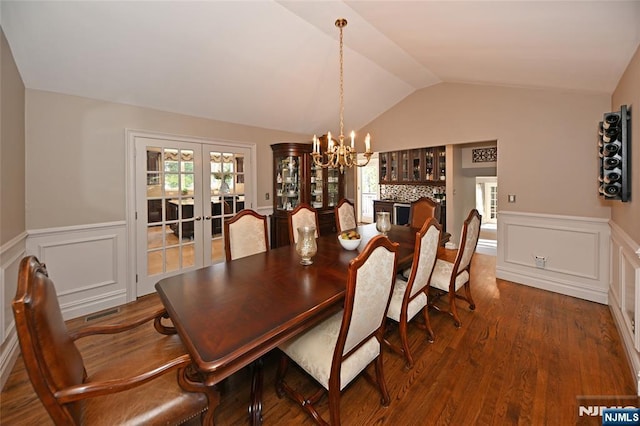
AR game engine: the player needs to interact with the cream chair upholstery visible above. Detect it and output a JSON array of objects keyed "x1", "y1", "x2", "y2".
[
  {"x1": 335, "y1": 198, "x2": 356, "y2": 233},
  {"x1": 429, "y1": 209, "x2": 482, "y2": 327},
  {"x1": 224, "y1": 209, "x2": 269, "y2": 261},
  {"x1": 287, "y1": 203, "x2": 319, "y2": 245},
  {"x1": 385, "y1": 218, "x2": 441, "y2": 369},
  {"x1": 276, "y1": 235, "x2": 399, "y2": 425}
]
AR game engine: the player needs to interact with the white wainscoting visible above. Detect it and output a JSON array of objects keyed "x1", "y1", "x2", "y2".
[
  {"x1": 26, "y1": 221, "x2": 129, "y2": 321},
  {"x1": 496, "y1": 211, "x2": 610, "y2": 304},
  {"x1": 607, "y1": 221, "x2": 640, "y2": 394},
  {"x1": 0, "y1": 232, "x2": 27, "y2": 389}
]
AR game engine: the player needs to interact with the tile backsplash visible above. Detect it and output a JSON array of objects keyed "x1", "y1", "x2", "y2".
[{"x1": 380, "y1": 184, "x2": 445, "y2": 202}]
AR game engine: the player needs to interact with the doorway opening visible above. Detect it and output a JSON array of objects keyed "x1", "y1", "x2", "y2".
[
  {"x1": 356, "y1": 153, "x2": 379, "y2": 223},
  {"x1": 475, "y1": 176, "x2": 497, "y2": 255}
]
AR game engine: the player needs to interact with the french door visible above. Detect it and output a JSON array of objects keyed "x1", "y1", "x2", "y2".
[{"x1": 135, "y1": 136, "x2": 252, "y2": 296}]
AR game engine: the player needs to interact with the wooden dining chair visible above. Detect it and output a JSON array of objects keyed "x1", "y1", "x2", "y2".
[
  {"x1": 429, "y1": 209, "x2": 482, "y2": 327},
  {"x1": 408, "y1": 197, "x2": 441, "y2": 229},
  {"x1": 385, "y1": 218, "x2": 441, "y2": 369},
  {"x1": 334, "y1": 198, "x2": 357, "y2": 233},
  {"x1": 12, "y1": 255, "x2": 216, "y2": 425},
  {"x1": 276, "y1": 235, "x2": 399, "y2": 426},
  {"x1": 224, "y1": 209, "x2": 269, "y2": 261},
  {"x1": 287, "y1": 203, "x2": 320, "y2": 245}
]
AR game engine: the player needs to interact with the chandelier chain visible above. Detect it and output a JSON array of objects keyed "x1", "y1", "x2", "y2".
[{"x1": 339, "y1": 21, "x2": 344, "y2": 144}]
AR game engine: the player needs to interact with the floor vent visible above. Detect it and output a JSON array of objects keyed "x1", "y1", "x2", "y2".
[{"x1": 85, "y1": 308, "x2": 120, "y2": 322}]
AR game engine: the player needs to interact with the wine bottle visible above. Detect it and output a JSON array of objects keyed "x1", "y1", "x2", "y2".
[
  {"x1": 603, "y1": 113, "x2": 620, "y2": 129},
  {"x1": 603, "y1": 128, "x2": 619, "y2": 143},
  {"x1": 602, "y1": 143, "x2": 620, "y2": 157},
  {"x1": 603, "y1": 183, "x2": 621, "y2": 197},
  {"x1": 604, "y1": 171, "x2": 621, "y2": 184},
  {"x1": 603, "y1": 157, "x2": 621, "y2": 170}
]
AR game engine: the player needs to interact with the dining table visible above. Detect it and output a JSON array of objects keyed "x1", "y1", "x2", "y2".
[{"x1": 155, "y1": 223, "x2": 419, "y2": 425}]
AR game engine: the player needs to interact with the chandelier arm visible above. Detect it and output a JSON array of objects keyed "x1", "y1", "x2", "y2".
[{"x1": 312, "y1": 152, "x2": 337, "y2": 169}]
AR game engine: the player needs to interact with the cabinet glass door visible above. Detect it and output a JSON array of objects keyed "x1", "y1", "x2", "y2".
[
  {"x1": 401, "y1": 151, "x2": 410, "y2": 181},
  {"x1": 411, "y1": 149, "x2": 422, "y2": 181},
  {"x1": 424, "y1": 148, "x2": 435, "y2": 181},
  {"x1": 327, "y1": 168, "x2": 340, "y2": 207},
  {"x1": 275, "y1": 154, "x2": 302, "y2": 211},
  {"x1": 437, "y1": 147, "x2": 446, "y2": 181},
  {"x1": 311, "y1": 163, "x2": 323, "y2": 209},
  {"x1": 379, "y1": 152, "x2": 389, "y2": 182},
  {"x1": 390, "y1": 152, "x2": 398, "y2": 181}
]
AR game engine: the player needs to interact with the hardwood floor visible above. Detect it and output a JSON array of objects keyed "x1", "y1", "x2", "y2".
[{"x1": 1, "y1": 254, "x2": 636, "y2": 425}]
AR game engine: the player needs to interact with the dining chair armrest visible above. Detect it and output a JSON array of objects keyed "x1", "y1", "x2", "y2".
[
  {"x1": 54, "y1": 354, "x2": 193, "y2": 404},
  {"x1": 70, "y1": 308, "x2": 176, "y2": 340}
]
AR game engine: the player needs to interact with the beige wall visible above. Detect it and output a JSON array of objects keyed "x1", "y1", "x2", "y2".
[
  {"x1": 0, "y1": 29, "x2": 25, "y2": 245},
  {"x1": 25, "y1": 90, "x2": 307, "y2": 229},
  {"x1": 612, "y1": 46, "x2": 640, "y2": 243},
  {"x1": 361, "y1": 82, "x2": 612, "y2": 220}
]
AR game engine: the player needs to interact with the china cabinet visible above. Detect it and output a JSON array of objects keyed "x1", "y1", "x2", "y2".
[{"x1": 271, "y1": 143, "x2": 345, "y2": 248}]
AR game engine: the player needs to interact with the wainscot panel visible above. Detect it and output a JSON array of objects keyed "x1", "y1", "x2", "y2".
[
  {"x1": 0, "y1": 232, "x2": 27, "y2": 389},
  {"x1": 496, "y1": 211, "x2": 610, "y2": 304},
  {"x1": 26, "y1": 222, "x2": 128, "y2": 321},
  {"x1": 608, "y1": 221, "x2": 640, "y2": 395}
]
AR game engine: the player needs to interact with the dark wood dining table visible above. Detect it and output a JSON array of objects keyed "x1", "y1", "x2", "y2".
[{"x1": 155, "y1": 223, "x2": 418, "y2": 425}]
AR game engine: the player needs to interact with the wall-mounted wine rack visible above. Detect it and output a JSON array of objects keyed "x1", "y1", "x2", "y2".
[{"x1": 598, "y1": 104, "x2": 631, "y2": 202}]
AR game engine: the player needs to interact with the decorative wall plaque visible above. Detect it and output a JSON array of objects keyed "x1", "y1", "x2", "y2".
[{"x1": 472, "y1": 147, "x2": 497, "y2": 163}]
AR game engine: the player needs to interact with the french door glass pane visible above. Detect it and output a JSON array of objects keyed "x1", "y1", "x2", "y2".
[
  {"x1": 146, "y1": 147, "x2": 197, "y2": 277},
  {"x1": 208, "y1": 151, "x2": 246, "y2": 263}
]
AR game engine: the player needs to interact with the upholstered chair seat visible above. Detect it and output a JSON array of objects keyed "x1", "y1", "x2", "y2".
[
  {"x1": 386, "y1": 280, "x2": 427, "y2": 323},
  {"x1": 428, "y1": 209, "x2": 482, "y2": 328},
  {"x1": 429, "y1": 260, "x2": 470, "y2": 292},
  {"x1": 384, "y1": 218, "x2": 440, "y2": 369},
  {"x1": 276, "y1": 235, "x2": 399, "y2": 425},
  {"x1": 279, "y1": 311, "x2": 380, "y2": 391}
]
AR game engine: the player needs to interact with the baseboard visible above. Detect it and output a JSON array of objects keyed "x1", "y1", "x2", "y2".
[
  {"x1": 0, "y1": 331, "x2": 19, "y2": 391},
  {"x1": 496, "y1": 266, "x2": 608, "y2": 303}
]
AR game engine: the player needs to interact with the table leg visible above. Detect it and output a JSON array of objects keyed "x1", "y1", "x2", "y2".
[{"x1": 248, "y1": 358, "x2": 264, "y2": 426}]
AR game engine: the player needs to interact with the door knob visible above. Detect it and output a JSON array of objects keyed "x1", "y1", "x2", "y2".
[{"x1": 195, "y1": 216, "x2": 202, "y2": 221}]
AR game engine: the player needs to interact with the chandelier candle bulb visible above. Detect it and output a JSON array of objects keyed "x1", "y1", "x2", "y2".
[{"x1": 350, "y1": 131, "x2": 355, "y2": 148}]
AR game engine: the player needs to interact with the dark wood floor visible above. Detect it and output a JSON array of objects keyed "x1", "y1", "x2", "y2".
[{"x1": 1, "y1": 253, "x2": 636, "y2": 425}]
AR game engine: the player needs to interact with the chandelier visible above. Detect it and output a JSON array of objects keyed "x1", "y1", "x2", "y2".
[{"x1": 311, "y1": 18, "x2": 373, "y2": 174}]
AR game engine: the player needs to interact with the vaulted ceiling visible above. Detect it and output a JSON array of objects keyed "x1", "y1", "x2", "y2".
[{"x1": 2, "y1": 1, "x2": 639, "y2": 135}]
